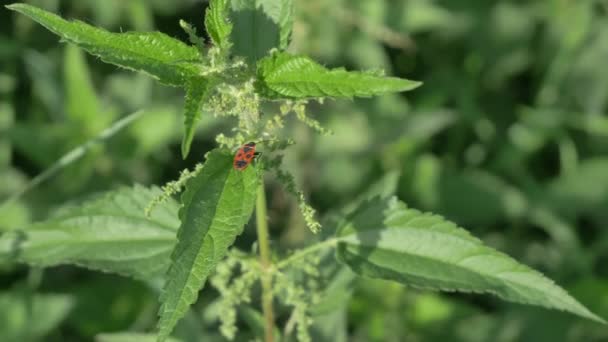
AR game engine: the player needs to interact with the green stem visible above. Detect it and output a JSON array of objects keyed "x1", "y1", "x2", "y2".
[
  {"x1": 0, "y1": 110, "x2": 144, "y2": 210},
  {"x1": 276, "y1": 238, "x2": 339, "y2": 269},
  {"x1": 256, "y1": 179, "x2": 275, "y2": 342}
]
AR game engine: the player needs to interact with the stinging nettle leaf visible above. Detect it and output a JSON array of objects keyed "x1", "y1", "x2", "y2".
[
  {"x1": 229, "y1": 0, "x2": 294, "y2": 63},
  {"x1": 0, "y1": 185, "x2": 179, "y2": 280},
  {"x1": 157, "y1": 149, "x2": 258, "y2": 342},
  {"x1": 277, "y1": 0, "x2": 294, "y2": 49},
  {"x1": 256, "y1": 52, "x2": 422, "y2": 99},
  {"x1": 205, "y1": 0, "x2": 233, "y2": 51},
  {"x1": 181, "y1": 77, "x2": 212, "y2": 159},
  {"x1": 7, "y1": 3, "x2": 201, "y2": 86},
  {"x1": 336, "y1": 197, "x2": 606, "y2": 324}
]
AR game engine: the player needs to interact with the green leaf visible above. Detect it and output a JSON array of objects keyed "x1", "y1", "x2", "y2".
[
  {"x1": 205, "y1": 0, "x2": 233, "y2": 51},
  {"x1": 277, "y1": 0, "x2": 294, "y2": 49},
  {"x1": 157, "y1": 149, "x2": 258, "y2": 342},
  {"x1": 0, "y1": 185, "x2": 179, "y2": 280},
  {"x1": 0, "y1": 292, "x2": 74, "y2": 341},
  {"x1": 336, "y1": 197, "x2": 606, "y2": 324},
  {"x1": 181, "y1": 77, "x2": 212, "y2": 159},
  {"x1": 256, "y1": 52, "x2": 422, "y2": 99},
  {"x1": 7, "y1": 3, "x2": 200, "y2": 86},
  {"x1": 96, "y1": 333, "x2": 182, "y2": 342},
  {"x1": 229, "y1": 0, "x2": 294, "y2": 63},
  {"x1": 64, "y1": 44, "x2": 101, "y2": 128}
]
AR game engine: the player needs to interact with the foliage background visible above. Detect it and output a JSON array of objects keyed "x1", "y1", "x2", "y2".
[{"x1": 1, "y1": 0, "x2": 608, "y2": 341}]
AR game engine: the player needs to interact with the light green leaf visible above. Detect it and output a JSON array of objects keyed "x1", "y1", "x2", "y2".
[
  {"x1": 96, "y1": 333, "x2": 182, "y2": 342},
  {"x1": 0, "y1": 185, "x2": 179, "y2": 280},
  {"x1": 336, "y1": 197, "x2": 605, "y2": 324},
  {"x1": 64, "y1": 44, "x2": 101, "y2": 128},
  {"x1": 205, "y1": 0, "x2": 233, "y2": 51},
  {"x1": 230, "y1": 0, "x2": 294, "y2": 63},
  {"x1": 181, "y1": 77, "x2": 211, "y2": 159},
  {"x1": 7, "y1": 3, "x2": 200, "y2": 86},
  {"x1": 157, "y1": 149, "x2": 258, "y2": 342},
  {"x1": 256, "y1": 52, "x2": 422, "y2": 99}
]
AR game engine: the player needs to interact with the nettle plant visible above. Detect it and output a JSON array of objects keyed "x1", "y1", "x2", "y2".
[{"x1": 4, "y1": 1, "x2": 605, "y2": 341}]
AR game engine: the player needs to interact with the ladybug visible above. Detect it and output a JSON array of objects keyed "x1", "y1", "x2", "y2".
[{"x1": 233, "y1": 142, "x2": 258, "y2": 170}]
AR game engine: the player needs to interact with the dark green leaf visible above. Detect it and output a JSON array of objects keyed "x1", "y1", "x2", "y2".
[
  {"x1": 336, "y1": 197, "x2": 605, "y2": 324},
  {"x1": 256, "y1": 52, "x2": 421, "y2": 99},
  {"x1": 157, "y1": 149, "x2": 258, "y2": 342},
  {"x1": 7, "y1": 3, "x2": 200, "y2": 86},
  {"x1": 0, "y1": 185, "x2": 179, "y2": 280}
]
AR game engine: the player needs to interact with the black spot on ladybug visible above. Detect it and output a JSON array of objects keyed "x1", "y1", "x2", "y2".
[{"x1": 235, "y1": 160, "x2": 248, "y2": 168}]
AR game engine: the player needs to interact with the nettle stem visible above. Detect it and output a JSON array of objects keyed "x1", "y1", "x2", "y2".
[{"x1": 256, "y1": 179, "x2": 275, "y2": 342}]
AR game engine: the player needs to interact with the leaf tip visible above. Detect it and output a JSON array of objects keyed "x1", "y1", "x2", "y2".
[
  {"x1": 401, "y1": 80, "x2": 423, "y2": 92},
  {"x1": 5, "y1": 3, "x2": 23, "y2": 11},
  {"x1": 412, "y1": 80, "x2": 424, "y2": 88},
  {"x1": 586, "y1": 311, "x2": 607, "y2": 325},
  {"x1": 181, "y1": 138, "x2": 191, "y2": 159}
]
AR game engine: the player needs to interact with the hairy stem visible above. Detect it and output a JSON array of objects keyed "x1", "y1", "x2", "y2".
[
  {"x1": 256, "y1": 179, "x2": 275, "y2": 342},
  {"x1": 276, "y1": 237, "x2": 339, "y2": 269}
]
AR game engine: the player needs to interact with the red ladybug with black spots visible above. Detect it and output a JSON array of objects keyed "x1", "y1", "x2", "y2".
[{"x1": 233, "y1": 142, "x2": 258, "y2": 170}]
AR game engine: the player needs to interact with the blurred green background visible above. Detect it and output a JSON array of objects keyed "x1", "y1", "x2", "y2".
[{"x1": 1, "y1": 0, "x2": 608, "y2": 341}]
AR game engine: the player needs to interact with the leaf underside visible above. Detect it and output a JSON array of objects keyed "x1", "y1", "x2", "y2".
[
  {"x1": 7, "y1": 3, "x2": 200, "y2": 86},
  {"x1": 256, "y1": 52, "x2": 422, "y2": 99},
  {"x1": 157, "y1": 149, "x2": 258, "y2": 342},
  {"x1": 0, "y1": 185, "x2": 179, "y2": 280},
  {"x1": 336, "y1": 197, "x2": 605, "y2": 324},
  {"x1": 229, "y1": 0, "x2": 293, "y2": 63}
]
